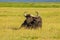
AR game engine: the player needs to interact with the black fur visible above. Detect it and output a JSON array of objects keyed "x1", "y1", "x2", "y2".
[{"x1": 20, "y1": 14, "x2": 42, "y2": 29}]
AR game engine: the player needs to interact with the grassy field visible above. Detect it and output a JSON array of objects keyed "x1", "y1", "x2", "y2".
[
  {"x1": 0, "y1": 7, "x2": 60, "y2": 40},
  {"x1": 0, "y1": 2, "x2": 60, "y2": 8}
]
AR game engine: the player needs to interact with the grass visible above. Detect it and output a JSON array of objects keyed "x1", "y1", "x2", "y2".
[
  {"x1": 0, "y1": 7, "x2": 60, "y2": 40},
  {"x1": 0, "y1": 2, "x2": 60, "y2": 8}
]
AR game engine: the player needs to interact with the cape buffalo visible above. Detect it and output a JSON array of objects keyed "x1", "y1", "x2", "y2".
[{"x1": 20, "y1": 11, "x2": 42, "y2": 29}]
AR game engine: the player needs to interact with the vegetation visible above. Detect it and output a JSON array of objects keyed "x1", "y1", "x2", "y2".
[
  {"x1": 0, "y1": 7, "x2": 60, "y2": 40},
  {"x1": 0, "y1": 2, "x2": 60, "y2": 8}
]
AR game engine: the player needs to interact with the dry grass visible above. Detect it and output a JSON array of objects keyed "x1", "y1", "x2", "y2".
[{"x1": 0, "y1": 7, "x2": 60, "y2": 40}]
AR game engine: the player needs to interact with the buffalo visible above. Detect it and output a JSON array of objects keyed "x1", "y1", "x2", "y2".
[{"x1": 19, "y1": 11, "x2": 42, "y2": 29}]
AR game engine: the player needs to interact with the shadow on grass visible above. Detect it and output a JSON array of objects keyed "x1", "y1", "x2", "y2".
[{"x1": 8, "y1": 26, "x2": 42, "y2": 30}]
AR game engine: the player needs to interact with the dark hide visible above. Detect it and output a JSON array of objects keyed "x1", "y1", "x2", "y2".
[
  {"x1": 20, "y1": 14, "x2": 42, "y2": 29},
  {"x1": 32, "y1": 16, "x2": 42, "y2": 28}
]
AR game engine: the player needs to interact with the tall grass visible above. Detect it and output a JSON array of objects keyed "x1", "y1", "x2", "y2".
[{"x1": 0, "y1": 7, "x2": 60, "y2": 40}]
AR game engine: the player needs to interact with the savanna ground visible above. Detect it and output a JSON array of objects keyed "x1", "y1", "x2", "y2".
[
  {"x1": 0, "y1": 2, "x2": 60, "y2": 8},
  {"x1": 0, "y1": 7, "x2": 60, "y2": 40}
]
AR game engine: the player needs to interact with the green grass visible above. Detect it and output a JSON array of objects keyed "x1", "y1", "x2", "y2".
[
  {"x1": 0, "y1": 7, "x2": 60, "y2": 40},
  {"x1": 0, "y1": 2, "x2": 60, "y2": 8}
]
